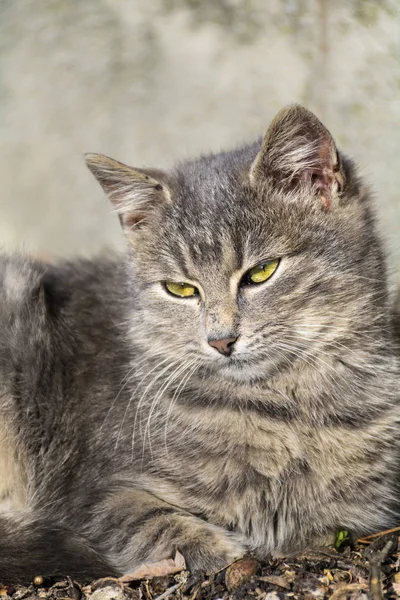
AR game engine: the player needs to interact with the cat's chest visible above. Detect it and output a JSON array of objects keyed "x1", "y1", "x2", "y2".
[
  {"x1": 145, "y1": 408, "x2": 371, "y2": 550},
  {"x1": 172, "y1": 407, "x2": 305, "y2": 480},
  {"x1": 149, "y1": 410, "x2": 307, "y2": 510},
  {"x1": 143, "y1": 419, "x2": 307, "y2": 549}
]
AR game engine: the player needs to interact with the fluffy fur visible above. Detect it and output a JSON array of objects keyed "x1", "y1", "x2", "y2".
[{"x1": 1, "y1": 105, "x2": 400, "y2": 583}]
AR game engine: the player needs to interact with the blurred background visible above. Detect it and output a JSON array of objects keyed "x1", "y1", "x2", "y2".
[{"x1": 0, "y1": 0, "x2": 399, "y2": 280}]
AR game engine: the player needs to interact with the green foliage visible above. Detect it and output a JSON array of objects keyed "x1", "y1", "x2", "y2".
[{"x1": 335, "y1": 530, "x2": 350, "y2": 548}]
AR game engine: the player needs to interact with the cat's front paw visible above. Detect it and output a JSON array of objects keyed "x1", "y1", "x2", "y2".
[
  {"x1": 106, "y1": 498, "x2": 247, "y2": 577},
  {"x1": 177, "y1": 524, "x2": 246, "y2": 573}
]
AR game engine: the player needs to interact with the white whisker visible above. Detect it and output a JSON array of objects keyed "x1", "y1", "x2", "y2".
[
  {"x1": 141, "y1": 357, "x2": 198, "y2": 462},
  {"x1": 163, "y1": 359, "x2": 201, "y2": 455}
]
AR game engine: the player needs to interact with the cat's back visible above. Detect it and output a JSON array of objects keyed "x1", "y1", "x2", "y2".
[
  {"x1": 0, "y1": 254, "x2": 130, "y2": 513},
  {"x1": 0, "y1": 253, "x2": 44, "y2": 322},
  {"x1": 0, "y1": 254, "x2": 46, "y2": 371},
  {"x1": 0, "y1": 253, "x2": 129, "y2": 374}
]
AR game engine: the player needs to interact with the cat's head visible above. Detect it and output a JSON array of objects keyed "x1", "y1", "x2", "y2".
[{"x1": 86, "y1": 105, "x2": 387, "y2": 384}]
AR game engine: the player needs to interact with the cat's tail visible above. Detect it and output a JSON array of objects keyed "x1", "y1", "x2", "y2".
[{"x1": 0, "y1": 515, "x2": 117, "y2": 584}]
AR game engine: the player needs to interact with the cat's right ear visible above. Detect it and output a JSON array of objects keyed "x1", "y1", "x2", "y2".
[{"x1": 85, "y1": 154, "x2": 171, "y2": 230}]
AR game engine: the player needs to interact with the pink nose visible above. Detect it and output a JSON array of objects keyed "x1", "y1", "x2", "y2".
[{"x1": 208, "y1": 337, "x2": 237, "y2": 356}]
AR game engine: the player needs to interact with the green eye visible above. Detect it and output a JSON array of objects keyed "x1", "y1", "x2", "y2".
[
  {"x1": 165, "y1": 282, "x2": 198, "y2": 298},
  {"x1": 245, "y1": 259, "x2": 280, "y2": 285}
]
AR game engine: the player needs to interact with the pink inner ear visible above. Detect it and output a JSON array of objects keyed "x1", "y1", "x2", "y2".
[
  {"x1": 294, "y1": 138, "x2": 344, "y2": 211},
  {"x1": 306, "y1": 168, "x2": 336, "y2": 211},
  {"x1": 123, "y1": 212, "x2": 147, "y2": 229},
  {"x1": 109, "y1": 187, "x2": 148, "y2": 229}
]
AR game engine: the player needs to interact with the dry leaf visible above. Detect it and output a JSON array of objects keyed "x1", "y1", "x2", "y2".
[
  {"x1": 257, "y1": 575, "x2": 291, "y2": 590},
  {"x1": 119, "y1": 550, "x2": 186, "y2": 582},
  {"x1": 225, "y1": 558, "x2": 260, "y2": 591}
]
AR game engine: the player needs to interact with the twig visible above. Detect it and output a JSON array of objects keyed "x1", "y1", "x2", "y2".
[
  {"x1": 145, "y1": 580, "x2": 153, "y2": 600},
  {"x1": 153, "y1": 582, "x2": 181, "y2": 600},
  {"x1": 187, "y1": 584, "x2": 201, "y2": 600},
  {"x1": 357, "y1": 525, "x2": 400, "y2": 543},
  {"x1": 368, "y1": 539, "x2": 393, "y2": 600},
  {"x1": 153, "y1": 571, "x2": 188, "y2": 600}
]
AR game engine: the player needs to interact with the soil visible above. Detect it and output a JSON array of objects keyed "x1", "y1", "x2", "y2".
[{"x1": 2, "y1": 533, "x2": 400, "y2": 600}]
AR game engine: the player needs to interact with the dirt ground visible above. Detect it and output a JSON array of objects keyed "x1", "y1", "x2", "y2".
[{"x1": 2, "y1": 531, "x2": 400, "y2": 600}]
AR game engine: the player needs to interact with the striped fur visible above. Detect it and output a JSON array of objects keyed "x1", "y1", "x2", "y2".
[{"x1": 0, "y1": 105, "x2": 400, "y2": 583}]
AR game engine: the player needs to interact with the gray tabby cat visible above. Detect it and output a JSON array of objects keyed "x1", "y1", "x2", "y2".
[{"x1": 1, "y1": 105, "x2": 400, "y2": 584}]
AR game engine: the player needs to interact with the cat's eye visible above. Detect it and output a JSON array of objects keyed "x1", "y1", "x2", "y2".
[
  {"x1": 165, "y1": 281, "x2": 199, "y2": 298},
  {"x1": 243, "y1": 259, "x2": 280, "y2": 285}
]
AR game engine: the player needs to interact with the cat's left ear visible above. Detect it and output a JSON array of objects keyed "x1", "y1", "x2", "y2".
[
  {"x1": 85, "y1": 153, "x2": 171, "y2": 230},
  {"x1": 250, "y1": 104, "x2": 345, "y2": 210}
]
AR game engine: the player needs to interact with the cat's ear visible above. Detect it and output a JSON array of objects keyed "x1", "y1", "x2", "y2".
[
  {"x1": 85, "y1": 153, "x2": 171, "y2": 230},
  {"x1": 250, "y1": 104, "x2": 345, "y2": 210}
]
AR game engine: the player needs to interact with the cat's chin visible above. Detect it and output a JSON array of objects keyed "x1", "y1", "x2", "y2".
[{"x1": 218, "y1": 361, "x2": 269, "y2": 384}]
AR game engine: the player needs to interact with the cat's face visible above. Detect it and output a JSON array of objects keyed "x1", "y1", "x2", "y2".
[
  {"x1": 86, "y1": 105, "x2": 386, "y2": 384},
  {"x1": 127, "y1": 172, "x2": 383, "y2": 384}
]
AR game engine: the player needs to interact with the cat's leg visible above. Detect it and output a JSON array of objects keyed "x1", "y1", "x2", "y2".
[{"x1": 90, "y1": 489, "x2": 246, "y2": 574}]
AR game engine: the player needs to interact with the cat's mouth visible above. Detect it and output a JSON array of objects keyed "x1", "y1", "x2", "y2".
[
  {"x1": 207, "y1": 354, "x2": 271, "y2": 383},
  {"x1": 203, "y1": 348, "x2": 296, "y2": 383}
]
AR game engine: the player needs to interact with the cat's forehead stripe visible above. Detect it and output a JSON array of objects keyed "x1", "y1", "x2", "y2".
[
  {"x1": 175, "y1": 222, "x2": 243, "y2": 279},
  {"x1": 168, "y1": 169, "x2": 249, "y2": 273}
]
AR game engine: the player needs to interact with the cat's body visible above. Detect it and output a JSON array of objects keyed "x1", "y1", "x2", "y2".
[{"x1": 1, "y1": 105, "x2": 400, "y2": 583}]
